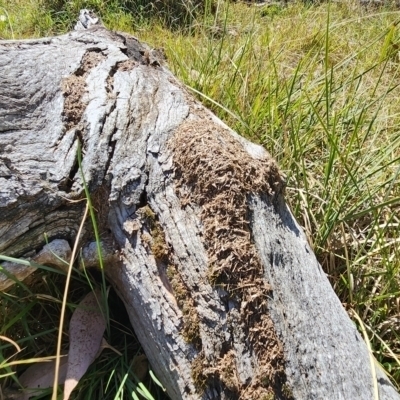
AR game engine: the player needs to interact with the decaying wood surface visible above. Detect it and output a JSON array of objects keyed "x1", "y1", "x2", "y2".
[{"x1": 0, "y1": 11, "x2": 399, "y2": 400}]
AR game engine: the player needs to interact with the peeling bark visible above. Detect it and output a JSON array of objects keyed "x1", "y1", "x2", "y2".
[{"x1": 0, "y1": 13, "x2": 399, "y2": 400}]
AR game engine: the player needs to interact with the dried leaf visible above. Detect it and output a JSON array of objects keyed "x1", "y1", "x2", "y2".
[
  {"x1": 131, "y1": 354, "x2": 148, "y2": 381},
  {"x1": 63, "y1": 289, "x2": 106, "y2": 400},
  {"x1": 100, "y1": 337, "x2": 122, "y2": 356},
  {"x1": 9, "y1": 355, "x2": 68, "y2": 400}
]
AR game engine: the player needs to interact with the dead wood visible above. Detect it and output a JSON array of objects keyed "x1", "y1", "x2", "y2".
[{"x1": 0, "y1": 10, "x2": 399, "y2": 400}]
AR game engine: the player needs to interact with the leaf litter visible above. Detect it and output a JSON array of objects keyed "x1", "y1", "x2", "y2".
[
  {"x1": 4, "y1": 289, "x2": 106, "y2": 400},
  {"x1": 63, "y1": 289, "x2": 106, "y2": 400}
]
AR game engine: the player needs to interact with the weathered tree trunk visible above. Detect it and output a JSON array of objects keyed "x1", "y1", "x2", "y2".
[{"x1": 0, "y1": 12, "x2": 399, "y2": 400}]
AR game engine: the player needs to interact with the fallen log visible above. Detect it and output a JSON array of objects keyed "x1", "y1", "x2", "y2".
[{"x1": 0, "y1": 10, "x2": 399, "y2": 400}]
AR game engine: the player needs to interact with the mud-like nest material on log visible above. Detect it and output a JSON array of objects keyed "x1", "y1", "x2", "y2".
[
  {"x1": 170, "y1": 120, "x2": 291, "y2": 399},
  {"x1": 137, "y1": 205, "x2": 202, "y2": 349},
  {"x1": 61, "y1": 50, "x2": 105, "y2": 129}
]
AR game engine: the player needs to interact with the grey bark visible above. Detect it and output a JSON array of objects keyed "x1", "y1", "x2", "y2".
[{"x1": 0, "y1": 15, "x2": 399, "y2": 400}]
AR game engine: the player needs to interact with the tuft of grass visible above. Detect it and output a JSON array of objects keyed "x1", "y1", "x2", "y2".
[
  {"x1": 0, "y1": 0, "x2": 399, "y2": 391},
  {"x1": 0, "y1": 265, "x2": 167, "y2": 398},
  {"x1": 152, "y1": 1, "x2": 400, "y2": 386},
  {"x1": 0, "y1": 148, "x2": 168, "y2": 400}
]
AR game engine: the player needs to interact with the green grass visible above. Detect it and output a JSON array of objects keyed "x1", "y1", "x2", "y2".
[
  {"x1": 0, "y1": 265, "x2": 167, "y2": 399},
  {"x1": 0, "y1": 145, "x2": 167, "y2": 399},
  {"x1": 1, "y1": 0, "x2": 400, "y2": 394}
]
